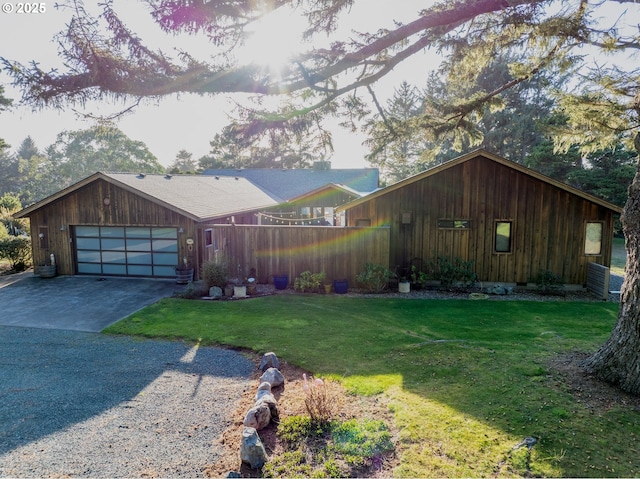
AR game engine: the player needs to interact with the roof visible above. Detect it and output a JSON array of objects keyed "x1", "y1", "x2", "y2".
[
  {"x1": 202, "y1": 167, "x2": 379, "y2": 201},
  {"x1": 15, "y1": 172, "x2": 282, "y2": 221},
  {"x1": 336, "y1": 149, "x2": 623, "y2": 214}
]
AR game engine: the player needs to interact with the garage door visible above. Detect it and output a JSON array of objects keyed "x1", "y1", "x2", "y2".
[{"x1": 75, "y1": 226, "x2": 179, "y2": 277}]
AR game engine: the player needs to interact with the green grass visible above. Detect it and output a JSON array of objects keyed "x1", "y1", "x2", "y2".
[
  {"x1": 104, "y1": 295, "x2": 637, "y2": 478},
  {"x1": 611, "y1": 236, "x2": 626, "y2": 276}
]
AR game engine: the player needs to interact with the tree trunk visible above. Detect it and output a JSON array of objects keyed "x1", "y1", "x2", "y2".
[{"x1": 582, "y1": 134, "x2": 640, "y2": 395}]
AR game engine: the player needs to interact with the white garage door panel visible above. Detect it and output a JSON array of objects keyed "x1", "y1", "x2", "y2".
[{"x1": 75, "y1": 226, "x2": 179, "y2": 278}]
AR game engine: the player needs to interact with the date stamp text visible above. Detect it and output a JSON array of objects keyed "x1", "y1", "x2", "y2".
[{"x1": 2, "y1": 3, "x2": 47, "y2": 14}]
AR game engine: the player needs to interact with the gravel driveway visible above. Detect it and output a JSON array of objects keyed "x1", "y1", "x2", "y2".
[{"x1": 0, "y1": 326, "x2": 254, "y2": 477}]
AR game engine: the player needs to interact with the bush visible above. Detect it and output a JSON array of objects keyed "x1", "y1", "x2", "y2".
[
  {"x1": 355, "y1": 263, "x2": 396, "y2": 293},
  {"x1": 294, "y1": 270, "x2": 325, "y2": 292},
  {"x1": 201, "y1": 260, "x2": 227, "y2": 288},
  {"x1": 303, "y1": 374, "x2": 340, "y2": 425},
  {"x1": 531, "y1": 269, "x2": 565, "y2": 295},
  {"x1": 0, "y1": 236, "x2": 32, "y2": 270},
  {"x1": 412, "y1": 256, "x2": 477, "y2": 288}
]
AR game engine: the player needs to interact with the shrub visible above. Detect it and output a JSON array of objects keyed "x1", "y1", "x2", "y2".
[
  {"x1": 531, "y1": 269, "x2": 565, "y2": 295},
  {"x1": 355, "y1": 263, "x2": 395, "y2": 293},
  {"x1": 201, "y1": 259, "x2": 227, "y2": 288},
  {"x1": 294, "y1": 270, "x2": 325, "y2": 292},
  {"x1": 414, "y1": 256, "x2": 477, "y2": 288},
  {"x1": 303, "y1": 374, "x2": 340, "y2": 425},
  {"x1": 0, "y1": 236, "x2": 32, "y2": 270}
]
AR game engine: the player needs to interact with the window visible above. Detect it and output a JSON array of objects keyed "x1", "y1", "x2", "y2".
[
  {"x1": 585, "y1": 222, "x2": 603, "y2": 255},
  {"x1": 300, "y1": 206, "x2": 311, "y2": 218},
  {"x1": 438, "y1": 219, "x2": 471, "y2": 229},
  {"x1": 205, "y1": 229, "x2": 212, "y2": 247},
  {"x1": 495, "y1": 221, "x2": 512, "y2": 253}
]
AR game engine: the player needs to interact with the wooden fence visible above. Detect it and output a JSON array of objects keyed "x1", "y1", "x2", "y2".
[
  {"x1": 586, "y1": 262, "x2": 611, "y2": 301},
  {"x1": 199, "y1": 225, "x2": 390, "y2": 285}
]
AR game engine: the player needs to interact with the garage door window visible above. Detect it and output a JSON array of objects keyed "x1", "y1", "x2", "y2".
[{"x1": 76, "y1": 226, "x2": 178, "y2": 277}]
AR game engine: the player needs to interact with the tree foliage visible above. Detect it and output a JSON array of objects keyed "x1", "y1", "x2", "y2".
[{"x1": 47, "y1": 125, "x2": 165, "y2": 184}]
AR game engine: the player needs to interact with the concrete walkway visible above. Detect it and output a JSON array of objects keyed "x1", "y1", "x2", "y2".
[{"x1": 0, "y1": 272, "x2": 181, "y2": 332}]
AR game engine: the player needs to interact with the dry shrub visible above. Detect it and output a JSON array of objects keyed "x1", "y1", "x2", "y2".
[{"x1": 303, "y1": 374, "x2": 341, "y2": 424}]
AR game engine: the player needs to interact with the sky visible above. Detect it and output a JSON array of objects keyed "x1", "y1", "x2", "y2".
[
  {"x1": 0, "y1": 1, "x2": 434, "y2": 169},
  {"x1": 0, "y1": 1, "x2": 637, "y2": 169}
]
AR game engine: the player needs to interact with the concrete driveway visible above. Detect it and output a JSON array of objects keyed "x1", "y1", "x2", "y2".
[{"x1": 0, "y1": 272, "x2": 181, "y2": 332}]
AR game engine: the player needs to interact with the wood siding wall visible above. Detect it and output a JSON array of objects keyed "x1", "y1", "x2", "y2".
[
  {"x1": 344, "y1": 157, "x2": 615, "y2": 285},
  {"x1": 199, "y1": 224, "x2": 390, "y2": 285},
  {"x1": 28, "y1": 179, "x2": 198, "y2": 275}
]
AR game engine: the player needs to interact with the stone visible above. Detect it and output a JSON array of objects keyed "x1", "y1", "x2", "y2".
[
  {"x1": 255, "y1": 394, "x2": 279, "y2": 420},
  {"x1": 240, "y1": 427, "x2": 268, "y2": 469},
  {"x1": 488, "y1": 284, "x2": 507, "y2": 295},
  {"x1": 225, "y1": 472, "x2": 241, "y2": 478},
  {"x1": 260, "y1": 367, "x2": 284, "y2": 388},
  {"x1": 243, "y1": 402, "x2": 271, "y2": 430},
  {"x1": 259, "y1": 352, "x2": 279, "y2": 371},
  {"x1": 255, "y1": 382, "x2": 272, "y2": 399},
  {"x1": 209, "y1": 286, "x2": 223, "y2": 299}
]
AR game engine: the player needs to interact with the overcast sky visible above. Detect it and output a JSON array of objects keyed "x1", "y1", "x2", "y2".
[{"x1": 0, "y1": 1, "x2": 436, "y2": 169}]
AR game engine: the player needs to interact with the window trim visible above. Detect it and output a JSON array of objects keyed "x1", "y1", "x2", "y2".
[
  {"x1": 494, "y1": 220, "x2": 513, "y2": 254},
  {"x1": 584, "y1": 221, "x2": 604, "y2": 256},
  {"x1": 437, "y1": 219, "x2": 471, "y2": 229}
]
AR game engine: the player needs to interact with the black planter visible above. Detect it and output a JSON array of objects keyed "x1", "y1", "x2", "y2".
[{"x1": 333, "y1": 279, "x2": 348, "y2": 294}]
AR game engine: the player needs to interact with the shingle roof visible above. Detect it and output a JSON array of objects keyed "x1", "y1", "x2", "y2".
[
  {"x1": 16, "y1": 172, "x2": 282, "y2": 221},
  {"x1": 202, "y1": 168, "x2": 379, "y2": 200}
]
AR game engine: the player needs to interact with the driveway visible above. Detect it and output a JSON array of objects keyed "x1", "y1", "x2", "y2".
[{"x1": 0, "y1": 272, "x2": 181, "y2": 332}]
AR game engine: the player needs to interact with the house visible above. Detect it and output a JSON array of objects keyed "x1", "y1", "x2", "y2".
[
  {"x1": 204, "y1": 164, "x2": 379, "y2": 225},
  {"x1": 336, "y1": 149, "x2": 622, "y2": 287},
  {"x1": 14, "y1": 172, "x2": 282, "y2": 278}
]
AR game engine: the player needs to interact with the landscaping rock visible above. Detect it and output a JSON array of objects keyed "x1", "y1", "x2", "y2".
[
  {"x1": 487, "y1": 284, "x2": 513, "y2": 295},
  {"x1": 243, "y1": 402, "x2": 271, "y2": 430},
  {"x1": 255, "y1": 394, "x2": 279, "y2": 420},
  {"x1": 240, "y1": 427, "x2": 268, "y2": 469},
  {"x1": 255, "y1": 381, "x2": 272, "y2": 399},
  {"x1": 209, "y1": 286, "x2": 223, "y2": 299},
  {"x1": 259, "y1": 352, "x2": 279, "y2": 371},
  {"x1": 260, "y1": 367, "x2": 284, "y2": 388}
]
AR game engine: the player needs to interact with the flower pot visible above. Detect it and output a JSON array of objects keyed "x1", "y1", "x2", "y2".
[
  {"x1": 324, "y1": 283, "x2": 332, "y2": 294},
  {"x1": 246, "y1": 283, "x2": 257, "y2": 295},
  {"x1": 273, "y1": 275, "x2": 288, "y2": 290},
  {"x1": 224, "y1": 285, "x2": 234, "y2": 297},
  {"x1": 333, "y1": 279, "x2": 348, "y2": 294},
  {"x1": 38, "y1": 264, "x2": 56, "y2": 278},
  {"x1": 398, "y1": 281, "x2": 410, "y2": 293},
  {"x1": 175, "y1": 267, "x2": 194, "y2": 284},
  {"x1": 234, "y1": 285, "x2": 247, "y2": 297}
]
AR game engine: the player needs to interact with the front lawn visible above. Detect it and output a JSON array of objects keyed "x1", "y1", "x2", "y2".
[{"x1": 105, "y1": 296, "x2": 638, "y2": 478}]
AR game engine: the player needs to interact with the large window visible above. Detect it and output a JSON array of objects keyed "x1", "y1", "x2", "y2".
[
  {"x1": 494, "y1": 221, "x2": 513, "y2": 253},
  {"x1": 585, "y1": 222, "x2": 603, "y2": 255}
]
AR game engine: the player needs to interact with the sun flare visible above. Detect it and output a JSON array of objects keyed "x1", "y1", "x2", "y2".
[{"x1": 237, "y1": 8, "x2": 306, "y2": 75}]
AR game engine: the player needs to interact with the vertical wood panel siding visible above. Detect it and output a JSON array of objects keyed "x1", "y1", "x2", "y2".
[
  {"x1": 345, "y1": 157, "x2": 615, "y2": 285},
  {"x1": 28, "y1": 179, "x2": 196, "y2": 276},
  {"x1": 200, "y1": 225, "x2": 390, "y2": 285}
]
